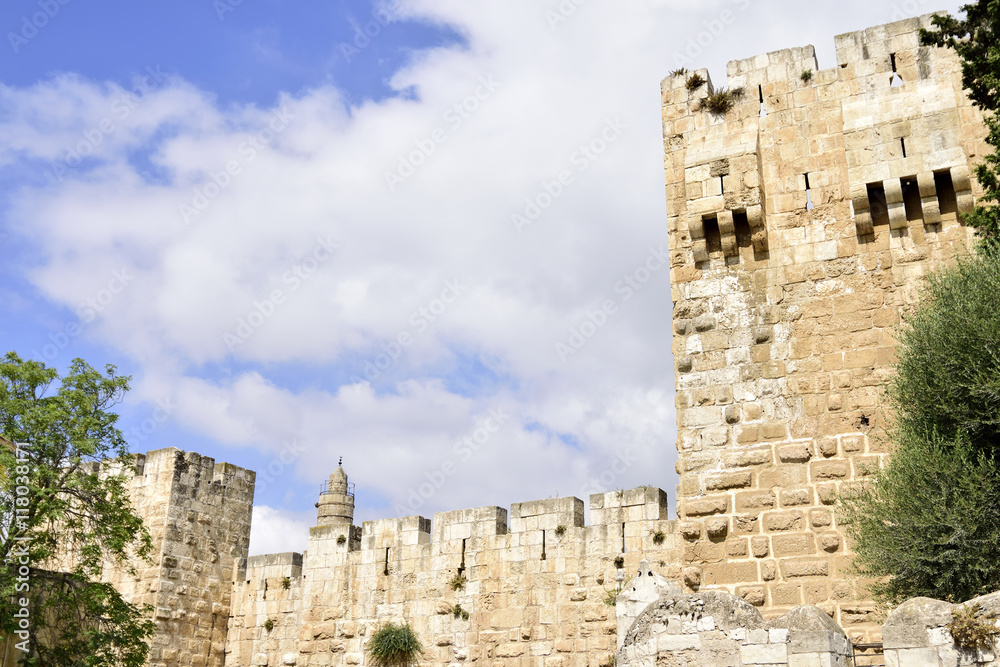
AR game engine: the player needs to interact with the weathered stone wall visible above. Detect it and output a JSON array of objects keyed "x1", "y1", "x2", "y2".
[
  {"x1": 617, "y1": 563, "x2": 1000, "y2": 667},
  {"x1": 106, "y1": 448, "x2": 255, "y2": 667},
  {"x1": 662, "y1": 13, "x2": 987, "y2": 632},
  {"x1": 225, "y1": 478, "x2": 678, "y2": 667}
]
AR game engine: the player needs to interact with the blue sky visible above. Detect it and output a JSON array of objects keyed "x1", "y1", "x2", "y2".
[{"x1": 0, "y1": 0, "x2": 965, "y2": 554}]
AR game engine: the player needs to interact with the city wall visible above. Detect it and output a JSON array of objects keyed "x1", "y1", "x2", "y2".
[
  {"x1": 72, "y1": 12, "x2": 995, "y2": 667},
  {"x1": 224, "y1": 479, "x2": 678, "y2": 667},
  {"x1": 662, "y1": 11, "x2": 985, "y2": 630}
]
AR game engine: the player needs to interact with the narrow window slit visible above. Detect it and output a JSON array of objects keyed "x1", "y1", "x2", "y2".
[
  {"x1": 458, "y1": 538, "x2": 466, "y2": 576},
  {"x1": 867, "y1": 183, "x2": 890, "y2": 227},
  {"x1": 541, "y1": 531, "x2": 546, "y2": 561},
  {"x1": 384, "y1": 547, "x2": 390, "y2": 575},
  {"x1": 804, "y1": 173, "x2": 814, "y2": 210},
  {"x1": 733, "y1": 210, "x2": 751, "y2": 249},
  {"x1": 758, "y1": 84, "x2": 766, "y2": 117},
  {"x1": 890, "y1": 53, "x2": 903, "y2": 87},
  {"x1": 901, "y1": 137, "x2": 907, "y2": 158},
  {"x1": 621, "y1": 522, "x2": 627, "y2": 554},
  {"x1": 901, "y1": 176, "x2": 922, "y2": 221},
  {"x1": 703, "y1": 215, "x2": 722, "y2": 255},
  {"x1": 934, "y1": 170, "x2": 958, "y2": 215}
]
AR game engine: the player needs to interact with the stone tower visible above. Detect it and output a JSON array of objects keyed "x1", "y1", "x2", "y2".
[
  {"x1": 316, "y1": 463, "x2": 355, "y2": 529},
  {"x1": 661, "y1": 13, "x2": 986, "y2": 630},
  {"x1": 103, "y1": 448, "x2": 255, "y2": 667}
]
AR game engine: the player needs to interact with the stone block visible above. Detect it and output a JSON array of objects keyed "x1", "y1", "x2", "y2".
[
  {"x1": 723, "y1": 447, "x2": 772, "y2": 468},
  {"x1": 772, "y1": 534, "x2": 816, "y2": 557},
  {"x1": 736, "y1": 492, "x2": 776, "y2": 513},
  {"x1": 702, "y1": 561, "x2": 758, "y2": 585},
  {"x1": 810, "y1": 461, "x2": 849, "y2": 480},
  {"x1": 780, "y1": 559, "x2": 830, "y2": 578},
  {"x1": 706, "y1": 517, "x2": 729, "y2": 538},
  {"x1": 817, "y1": 484, "x2": 838, "y2": 505},
  {"x1": 810, "y1": 510, "x2": 833, "y2": 528},
  {"x1": 764, "y1": 512, "x2": 804, "y2": 532},
  {"x1": 733, "y1": 515, "x2": 758, "y2": 534},
  {"x1": 751, "y1": 536, "x2": 770, "y2": 558},
  {"x1": 780, "y1": 488, "x2": 812, "y2": 507},
  {"x1": 778, "y1": 444, "x2": 812, "y2": 463},
  {"x1": 739, "y1": 586, "x2": 766, "y2": 607},
  {"x1": 739, "y1": 643, "x2": 788, "y2": 664},
  {"x1": 705, "y1": 472, "x2": 752, "y2": 490},
  {"x1": 684, "y1": 497, "x2": 729, "y2": 516}
]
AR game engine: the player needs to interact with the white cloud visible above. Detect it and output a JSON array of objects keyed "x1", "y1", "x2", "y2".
[
  {"x1": 1, "y1": 0, "x2": 967, "y2": 553},
  {"x1": 248, "y1": 506, "x2": 312, "y2": 556}
]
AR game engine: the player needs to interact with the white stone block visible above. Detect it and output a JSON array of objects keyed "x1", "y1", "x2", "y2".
[
  {"x1": 768, "y1": 628, "x2": 790, "y2": 644},
  {"x1": 739, "y1": 643, "x2": 788, "y2": 664},
  {"x1": 657, "y1": 634, "x2": 701, "y2": 652},
  {"x1": 886, "y1": 646, "x2": 941, "y2": 667},
  {"x1": 726, "y1": 628, "x2": 747, "y2": 641}
]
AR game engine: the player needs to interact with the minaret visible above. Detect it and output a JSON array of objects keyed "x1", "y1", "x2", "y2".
[{"x1": 316, "y1": 459, "x2": 355, "y2": 528}]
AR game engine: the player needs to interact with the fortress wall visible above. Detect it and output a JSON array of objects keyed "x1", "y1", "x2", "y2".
[
  {"x1": 98, "y1": 15, "x2": 995, "y2": 667},
  {"x1": 225, "y1": 487, "x2": 678, "y2": 667},
  {"x1": 101, "y1": 448, "x2": 255, "y2": 667},
  {"x1": 662, "y1": 13, "x2": 985, "y2": 635}
]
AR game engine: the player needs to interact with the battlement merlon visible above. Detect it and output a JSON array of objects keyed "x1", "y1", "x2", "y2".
[{"x1": 245, "y1": 552, "x2": 303, "y2": 587}]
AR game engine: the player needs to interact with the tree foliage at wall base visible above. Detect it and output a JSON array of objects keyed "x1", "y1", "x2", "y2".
[{"x1": 841, "y1": 250, "x2": 1000, "y2": 603}]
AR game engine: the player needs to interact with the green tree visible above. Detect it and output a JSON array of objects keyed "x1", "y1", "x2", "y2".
[
  {"x1": 922, "y1": 2, "x2": 1000, "y2": 246},
  {"x1": 841, "y1": 250, "x2": 1000, "y2": 602},
  {"x1": 0, "y1": 352, "x2": 155, "y2": 666}
]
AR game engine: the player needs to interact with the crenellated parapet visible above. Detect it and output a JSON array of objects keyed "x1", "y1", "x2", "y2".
[{"x1": 226, "y1": 470, "x2": 679, "y2": 667}]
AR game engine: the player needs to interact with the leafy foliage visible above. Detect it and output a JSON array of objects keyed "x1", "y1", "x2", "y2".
[
  {"x1": 703, "y1": 87, "x2": 744, "y2": 116},
  {"x1": 366, "y1": 622, "x2": 423, "y2": 667},
  {"x1": 801, "y1": 69, "x2": 813, "y2": 83},
  {"x1": 652, "y1": 530, "x2": 666, "y2": 545},
  {"x1": 890, "y1": 251, "x2": 1000, "y2": 458},
  {"x1": 922, "y1": 4, "x2": 1000, "y2": 246},
  {"x1": 685, "y1": 73, "x2": 706, "y2": 91},
  {"x1": 451, "y1": 604, "x2": 469, "y2": 620},
  {"x1": 0, "y1": 353, "x2": 155, "y2": 666},
  {"x1": 448, "y1": 572, "x2": 466, "y2": 591},
  {"x1": 841, "y1": 252, "x2": 1000, "y2": 603},
  {"x1": 948, "y1": 604, "x2": 1000, "y2": 650},
  {"x1": 554, "y1": 524, "x2": 566, "y2": 536}
]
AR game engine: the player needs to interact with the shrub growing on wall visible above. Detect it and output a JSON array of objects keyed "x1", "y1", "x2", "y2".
[{"x1": 366, "y1": 622, "x2": 423, "y2": 667}]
